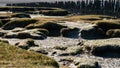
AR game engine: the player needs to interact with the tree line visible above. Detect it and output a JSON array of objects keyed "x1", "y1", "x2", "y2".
[{"x1": 7, "y1": 0, "x2": 120, "y2": 17}]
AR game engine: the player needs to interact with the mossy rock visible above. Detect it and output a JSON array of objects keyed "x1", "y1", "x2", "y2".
[
  {"x1": 2, "y1": 18, "x2": 38, "y2": 30},
  {"x1": 106, "y1": 29, "x2": 120, "y2": 38}
]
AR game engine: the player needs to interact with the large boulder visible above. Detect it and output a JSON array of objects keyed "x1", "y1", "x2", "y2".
[
  {"x1": 15, "y1": 39, "x2": 38, "y2": 50},
  {"x1": 80, "y1": 25, "x2": 106, "y2": 39}
]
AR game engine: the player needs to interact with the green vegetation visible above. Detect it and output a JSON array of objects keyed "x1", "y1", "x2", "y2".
[{"x1": 0, "y1": 42, "x2": 59, "y2": 68}]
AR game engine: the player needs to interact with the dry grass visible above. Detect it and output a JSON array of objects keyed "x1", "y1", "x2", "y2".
[
  {"x1": 63, "y1": 15, "x2": 115, "y2": 22},
  {"x1": 95, "y1": 20, "x2": 120, "y2": 31},
  {"x1": 0, "y1": 42, "x2": 59, "y2": 68},
  {"x1": 2, "y1": 18, "x2": 38, "y2": 30}
]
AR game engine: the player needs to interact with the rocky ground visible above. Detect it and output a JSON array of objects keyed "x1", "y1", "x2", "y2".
[{"x1": 0, "y1": 21, "x2": 120, "y2": 68}]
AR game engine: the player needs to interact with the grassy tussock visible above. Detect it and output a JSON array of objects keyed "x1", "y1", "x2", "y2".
[
  {"x1": 0, "y1": 42, "x2": 59, "y2": 68},
  {"x1": 96, "y1": 20, "x2": 120, "y2": 31},
  {"x1": 26, "y1": 22, "x2": 67, "y2": 36},
  {"x1": 106, "y1": 29, "x2": 120, "y2": 38},
  {"x1": 84, "y1": 39, "x2": 120, "y2": 57},
  {"x1": 2, "y1": 18, "x2": 38, "y2": 30}
]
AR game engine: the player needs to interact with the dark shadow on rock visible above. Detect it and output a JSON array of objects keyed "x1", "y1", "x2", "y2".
[
  {"x1": 80, "y1": 26, "x2": 106, "y2": 40},
  {"x1": 60, "y1": 28, "x2": 80, "y2": 39},
  {"x1": 98, "y1": 53, "x2": 120, "y2": 58},
  {"x1": 92, "y1": 45, "x2": 120, "y2": 58},
  {"x1": 48, "y1": 30, "x2": 61, "y2": 37}
]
